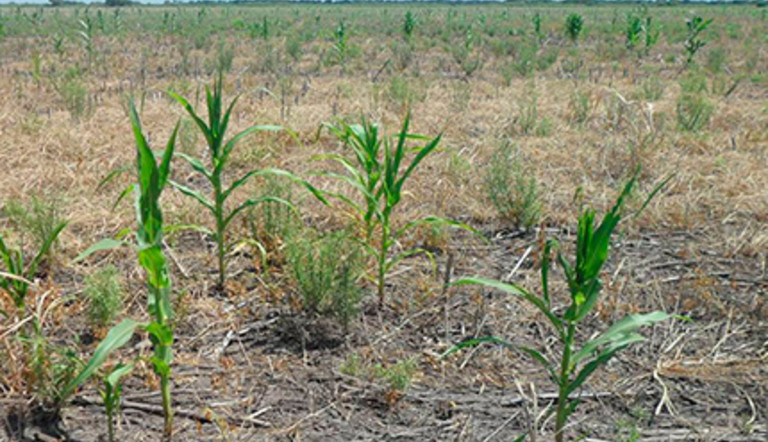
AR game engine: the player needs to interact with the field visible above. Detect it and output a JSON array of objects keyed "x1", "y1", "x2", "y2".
[{"x1": 0, "y1": 2, "x2": 767, "y2": 441}]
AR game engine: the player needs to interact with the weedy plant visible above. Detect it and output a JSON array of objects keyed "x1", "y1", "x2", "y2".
[
  {"x1": 684, "y1": 16, "x2": 713, "y2": 65},
  {"x1": 63, "y1": 103, "x2": 178, "y2": 440},
  {"x1": 676, "y1": 93, "x2": 713, "y2": 133},
  {"x1": 169, "y1": 75, "x2": 322, "y2": 291},
  {"x1": 84, "y1": 265, "x2": 124, "y2": 330},
  {"x1": 322, "y1": 115, "x2": 472, "y2": 308},
  {"x1": 286, "y1": 230, "x2": 364, "y2": 331},
  {"x1": 483, "y1": 142, "x2": 540, "y2": 229},
  {"x1": 446, "y1": 171, "x2": 674, "y2": 442},
  {"x1": 565, "y1": 13, "x2": 584, "y2": 43}
]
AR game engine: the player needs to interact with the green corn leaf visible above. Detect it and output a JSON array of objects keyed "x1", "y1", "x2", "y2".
[
  {"x1": 224, "y1": 196, "x2": 295, "y2": 229},
  {"x1": 219, "y1": 125, "x2": 282, "y2": 168},
  {"x1": 570, "y1": 278, "x2": 602, "y2": 323},
  {"x1": 386, "y1": 247, "x2": 434, "y2": 274},
  {"x1": 61, "y1": 318, "x2": 144, "y2": 401},
  {"x1": 566, "y1": 333, "x2": 646, "y2": 396},
  {"x1": 442, "y1": 336, "x2": 556, "y2": 382},
  {"x1": 105, "y1": 362, "x2": 134, "y2": 390},
  {"x1": 169, "y1": 181, "x2": 215, "y2": 214},
  {"x1": 221, "y1": 168, "x2": 316, "y2": 202},
  {"x1": 572, "y1": 311, "x2": 672, "y2": 365},
  {"x1": 581, "y1": 174, "x2": 637, "y2": 281},
  {"x1": 158, "y1": 122, "x2": 179, "y2": 189},
  {"x1": 395, "y1": 215, "x2": 481, "y2": 239},
  {"x1": 169, "y1": 91, "x2": 213, "y2": 147},
  {"x1": 74, "y1": 238, "x2": 126, "y2": 262},
  {"x1": 96, "y1": 166, "x2": 131, "y2": 192},
  {"x1": 452, "y1": 277, "x2": 564, "y2": 338},
  {"x1": 163, "y1": 224, "x2": 214, "y2": 237},
  {"x1": 394, "y1": 133, "x2": 441, "y2": 198},
  {"x1": 112, "y1": 184, "x2": 135, "y2": 211},
  {"x1": 542, "y1": 240, "x2": 554, "y2": 308},
  {"x1": 176, "y1": 153, "x2": 212, "y2": 181},
  {"x1": 145, "y1": 321, "x2": 174, "y2": 346},
  {"x1": 132, "y1": 103, "x2": 166, "y2": 246},
  {"x1": 28, "y1": 221, "x2": 67, "y2": 277}
]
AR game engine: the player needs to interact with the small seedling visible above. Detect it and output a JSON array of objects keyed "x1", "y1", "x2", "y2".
[
  {"x1": 100, "y1": 363, "x2": 133, "y2": 442},
  {"x1": 565, "y1": 13, "x2": 583, "y2": 43},
  {"x1": 684, "y1": 16, "x2": 713, "y2": 65}
]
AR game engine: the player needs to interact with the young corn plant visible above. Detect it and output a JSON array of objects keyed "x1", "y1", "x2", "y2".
[
  {"x1": 565, "y1": 13, "x2": 584, "y2": 43},
  {"x1": 626, "y1": 14, "x2": 643, "y2": 51},
  {"x1": 322, "y1": 115, "x2": 473, "y2": 308},
  {"x1": 63, "y1": 103, "x2": 178, "y2": 440},
  {"x1": 100, "y1": 363, "x2": 132, "y2": 442},
  {"x1": 169, "y1": 75, "x2": 322, "y2": 291},
  {"x1": 403, "y1": 11, "x2": 415, "y2": 40},
  {"x1": 0, "y1": 221, "x2": 67, "y2": 322},
  {"x1": 532, "y1": 12, "x2": 543, "y2": 41},
  {"x1": 446, "y1": 171, "x2": 673, "y2": 442}
]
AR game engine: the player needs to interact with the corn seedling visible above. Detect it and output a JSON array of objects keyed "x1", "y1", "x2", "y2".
[
  {"x1": 100, "y1": 363, "x2": 132, "y2": 442},
  {"x1": 626, "y1": 14, "x2": 643, "y2": 51},
  {"x1": 565, "y1": 13, "x2": 584, "y2": 43},
  {"x1": 78, "y1": 16, "x2": 95, "y2": 66},
  {"x1": 323, "y1": 114, "x2": 473, "y2": 308},
  {"x1": 63, "y1": 103, "x2": 178, "y2": 440},
  {"x1": 403, "y1": 11, "x2": 415, "y2": 40},
  {"x1": 3, "y1": 195, "x2": 67, "y2": 266},
  {"x1": 333, "y1": 21, "x2": 348, "y2": 65},
  {"x1": 169, "y1": 75, "x2": 323, "y2": 291},
  {"x1": 643, "y1": 16, "x2": 659, "y2": 55},
  {"x1": 446, "y1": 171, "x2": 674, "y2": 442},
  {"x1": 532, "y1": 12, "x2": 543, "y2": 41},
  {"x1": 684, "y1": 16, "x2": 713, "y2": 65},
  {"x1": 0, "y1": 221, "x2": 66, "y2": 322}
]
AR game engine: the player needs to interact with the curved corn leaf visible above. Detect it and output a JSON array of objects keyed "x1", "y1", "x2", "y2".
[
  {"x1": 566, "y1": 333, "x2": 646, "y2": 396},
  {"x1": 28, "y1": 221, "x2": 67, "y2": 277},
  {"x1": 163, "y1": 223, "x2": 214, "y2": 237},
  {"x1": 442, "y1": 336, "x2": 556, "y2": 382},
  {"x1": 572, "y1": 311, "x2": 672, "y2": 365},
  {"x1": 74, "y1": 238, "x2": 126, "y2": 263},
  {"x1": 452, "y1": 277, "x2": 564, "y2": 338},
  {"x1": 169, "y1": 91, "x2": 213, "y2": 148},
  {"x1": 169, "y1": 181, "x2": 215, "y2": 214},
  {"x1": 224, "y1": 196, "x2": 295, "y2": 229},
  {"x1": 395, "y1": 215, "x2": 481, "y2": 239},
  {"x1": 61, "y1": 318, "x2": 144, "y2": 401},
  {"x1": 386, "y1": 247, "x2": 435, "y2": 274},
  {"x1": 219, "y1": 125, "x2": 282, "y2": 171},
  {"x1": 105, "y1": 362, "x2": 134, "y2": 390},
  {"x1": 96, "y1": 166, "x2": 131, "y2": 192},
  {"x1": 176, "y1": 152, "x2": 211, "y2": 181}
]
